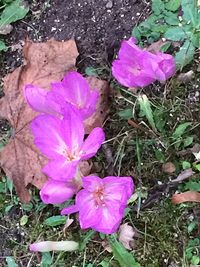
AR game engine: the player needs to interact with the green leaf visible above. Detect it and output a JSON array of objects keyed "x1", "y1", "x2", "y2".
[
  {"x1": 0, "y1": 0, "x2": 29, "y2": 26},
  {"x1": 79, "y1": 230, "x2": 95, "y2": 251},
  {"x1": 21, "y1": 202, "x2": 33, "y2": 211},
  {"x1": 108, "y1": 235, "x2": 141, "y2": 267},
  {"x1": 185, "y1": 181, "x2": 200, "y2": 191},
  {"x1": 172, "y1": 122, "x2": 191, "y2": 139},
  {"x1": 41, "y1": 252, "x2": 53, "y2": 267},
  {"x1": 6, "y1": 257, "x2": 18, "y2": 267},
  {"x1": 160, "y1": 42, "x2": 172, "y2": 52},
  {"x1": 85, "y1": 67, "x2": 97, "y2": 77},
  {"x1": 187, "y1": 221, "x2": 196, "y2": 233},
  {"x1": 164, "y1": 11, "x2": 180, "y2": 25},
  {"x1": 155, "y1": 150, "x2": 165, "y2": 163},
  {"x1": 181, "y1": 0, "x2": 199, "y2": 26},
  {"x1": 152, "y1": 0, "x2": 165, "y2": 15},
  {"x1": 165, "y1": 0, "x2": 181, "y2": 11},
  {"x1": 0, "y1": 40, "x2": 8, "y2": 51},
  {"x1": 44, "y1": 215, "x2": 67, "y2": 227},
  {"x1": 191, "y1": 33, "x2": 200, "y2": 48},
  {"x1": 164, "y1": 26, "x2": 191, "y2": 41},
  {"x1": 20, "y1": 215, "x2": 28, "y2": 226},
  {"x1": 183, "y1": 136, "x2": 193, "y2": 147},
  {"x1": 6, "y1": 178, "x2": 13, "y2": 195},
  {"x1": 132, "y1": 27, "x2": 141, "y2": 41},
  {"x1": 191, "y1": 255, "x2": 200, "y2": 265},
  {"x1": 138, "y1": 94, "x2": 157, "y2": 132},
  {"x1": 118, "y1": 108, "x2": 133, "y2": 119},
  {"x1": 182, "y1": 161, "x2": 191, "y2": 169},
  {"x1": 195, "y1": 164, "x2": 200, "y2": 172},
  {"x1": 175, "y1": 40, "x2": 195, "y2": 69}
]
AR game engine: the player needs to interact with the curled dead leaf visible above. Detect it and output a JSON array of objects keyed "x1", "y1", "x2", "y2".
[
  {"x1": 171, "y1": 168, "x2": 194, "y2": 183},
  {"x1": 118, "y1": 223, "x2": 138, "y2": 250},
  {"x1": 172, "y1": 191, "x2": 200, "y2": 204},
  {"x1": 177, "y1": 70, "x2": 194, "y2": 83}
]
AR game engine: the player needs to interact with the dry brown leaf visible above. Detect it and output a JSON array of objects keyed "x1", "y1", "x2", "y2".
[
  {"x1": 84, "y1": 76, "x2": 110, "y2": 134},
  {"x1": 0, "y1": 39, "x2": 79, "y2": 202},
  {"x1": 172, "y1": 191, "x2": 200, "y2": 204},
  {"x1": 162, "y1": 162, "x2": 176, "y2": 174}
]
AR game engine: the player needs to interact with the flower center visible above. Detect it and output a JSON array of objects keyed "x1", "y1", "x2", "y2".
[{"x1": 93, "y1": 187, "x2": 106, "y2": 207}]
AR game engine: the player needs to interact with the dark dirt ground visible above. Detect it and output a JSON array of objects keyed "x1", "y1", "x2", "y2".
[{"x1": 0, "y1": 0, "x2": 149, "y2": 78}]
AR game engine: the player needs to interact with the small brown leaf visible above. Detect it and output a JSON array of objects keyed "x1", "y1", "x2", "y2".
[
  {"x1": 162, "y1": 162, "x2": 176, "y2": 174},
  {"x1": 172, "y1": 191, "x2": 200, "y2": 204},
  {"x1": 0, "y1": 39, "x2": 79, "y2": 202}
]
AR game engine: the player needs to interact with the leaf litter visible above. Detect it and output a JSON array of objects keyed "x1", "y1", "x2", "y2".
[{"x1": 0, "y1": 39, "x2": 110, "y2": 202}]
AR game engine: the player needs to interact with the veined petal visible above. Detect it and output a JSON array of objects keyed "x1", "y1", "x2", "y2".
[
  {"x1": 82, "y1": 175, "x2": 104, "y2": 192},
  {"x1": 76, "y1": 190, "x2": 101, "y2": 229},
  {"x1": 61, "y1": 204, "x2": 79, "y2": 215},
  {"x1": 82, "y1": 89, "x2": 99, "y2": 119},
  {"x1": 61, "y1": 106, "x2": 85, "y2": 152},
  {"x1": 93, "y1": 200, "x2": 125, "y2": 234},
  {"x1": 104, "y1": 176, "x2": 134, "y2": 199},
  {"x1": 31, "y1": 114, "x2": 68, "y2": 159},
  {"x1": 40, "y1": 179, "x2": 77, "y2": 204},
  {"x1": 24, "y1": 85, "x2": 59, "y2": 115},
  {"x1": 42, "y1": 158, "x2": 79, "y2": 181},
  {"x1": 81, "y1": 127, "x2": 105, "y2": 160}
]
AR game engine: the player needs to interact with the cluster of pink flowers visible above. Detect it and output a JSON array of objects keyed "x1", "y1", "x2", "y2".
[
  {"x1": 112, "y1": 37, "x2": 176, "y2": 88},
  {"x1": 26, "y1": 37, "x2": 175, "y2": 242},
  {"x1": 25, "y1": 71, "x2": 134, "y2": 235}
]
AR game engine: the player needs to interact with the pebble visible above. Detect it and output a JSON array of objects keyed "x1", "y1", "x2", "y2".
[{"x1": 106, "y1": 0, "x2": 113, "y2": 9}]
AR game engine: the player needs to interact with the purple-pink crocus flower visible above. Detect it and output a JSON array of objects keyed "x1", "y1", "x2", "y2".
[
  {"x1": 40, "y1": 179, "x2": 78, "y2": 204},
  {"x1": 31, "y1": 107, "x2": 105, "y2": 181},
  {"x1": 61, "y1": 175, "x2": 134, "y2": 234},
  {"x1": 24, "y1": 71, "x2": 99, "y2": 119},
  {"x1": 112, "y1": 37, "x2": 176, "y2": 88}
]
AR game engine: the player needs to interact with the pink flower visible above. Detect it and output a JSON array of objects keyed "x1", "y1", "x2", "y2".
[
  {"x1": 24, "y1": 71, "x2": 99, "y2": 119},
  {"x1": 40, "y1": 179, "x2": 78, "y2": 204},
  {"x1": 112, "y1": 37, "x2": 176, "y2": 88},
  {"x1": 31, "y1": 107, "x2": 105, "y2": 181},
  {"x1": 61, "y1": 175, "x2": 134, "y2": 234}
]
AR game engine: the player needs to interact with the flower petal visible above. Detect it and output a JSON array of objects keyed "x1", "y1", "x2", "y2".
[
  {"x1": 82, "y1": 175, "x2": 104, "y2": 192},
  {"x1": 61, "y1": 106, "x2": 85, "y2": 152},
  {"x1": 42, "y1": 158, "x2": 79, "y2": 181},
  {"x1": 104, "y1": 176, "x2": 134, "y2": 199},
  {"x1": 40, "y1": 179, "x2": 77, "y2": 204},
  {"x1": 81, "y1": 127, "x2": 105, "y2": 160},
  {"x1": 61, "y1": 204, "x2": 79, "y2": 215},
  {"x1": 24, "y1": 85, "x2": 59, "y2": 115},
  {"x1": 31, "y1": 114, "x2": 67, "y2": 159}
]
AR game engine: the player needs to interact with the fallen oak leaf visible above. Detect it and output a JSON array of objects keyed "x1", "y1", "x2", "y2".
[
  {"x1": 172, "y1": 191, "x2": 200, "y2": 204},
  {"x1": 0, "y1": 39, "x2": 79, "y2": 202}
]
